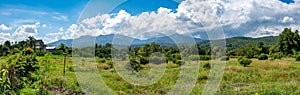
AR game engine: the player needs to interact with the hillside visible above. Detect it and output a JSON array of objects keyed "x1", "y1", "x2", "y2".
[
  {"x1": 47, "y1": 34, "x2": 204, "y2": 47},
  {"x1": 198, "y1": 36, "x2": 278, "y2": 49}
]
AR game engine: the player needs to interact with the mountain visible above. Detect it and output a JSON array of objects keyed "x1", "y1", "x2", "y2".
[
  {"x1": 47, "y1": 34, "x2": 204, "y2": 47},
  {"x1": 198, "y1": 36, "x2": 278, "y2": 49}
]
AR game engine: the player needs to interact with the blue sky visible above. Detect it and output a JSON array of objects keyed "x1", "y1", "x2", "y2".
[{"x1": 0, "y1": 0, "x2": 298, "y2": 43}]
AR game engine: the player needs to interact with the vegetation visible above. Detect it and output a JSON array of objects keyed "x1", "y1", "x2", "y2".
[
  {"x1": 0, "y1": 28, "x2": 300, "y2": 94},
  {"x1": 238, "y1": 57, "x2": 252, "y2": 67}
]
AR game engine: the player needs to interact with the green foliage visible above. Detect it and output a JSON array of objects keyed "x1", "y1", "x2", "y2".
[
  {"x1": 11, "y1": 48, "x2": 21, "y2": 55},
  {"x1": 277, "y1": 28, "x2": 300, "y2": 55},
  {"x1": 258, "y1": 54, "x2": 268, "y2": 60},
  {"x1": 203, "y1": 62, "x2": 211, "y2": 69},
  {"x1": 23, "y1": 48, "x2": 34, "y2": 55},
  {"x1": 295, "y1": 55, "x2": 300, "y2": 61},
  {"x1": 52, "y1": 50, "x2": 64, "y2": 55},
  {"x1": 139, "y1": 56, "x2": 149, "y2": 65},
  {"x1": 35, "y1": 50, "x2": 45, "y2": 56},
  {"x1": 128, "y1": 57, "x2": 142, "y2": 72},
  {"x1": 0, "y1": 67, "x2": 14, "y2": 94},
  {"x1": 238, "y1": 57, "x2": 252, "y2": 67},
  {"x1": 271, "y1": 52, "x2": 284, "y2": 59},
  {"x1": 199, "y1": 55, "x2": 211, "y2": 61},
  {"x1": 173, "y1": 60, "x2": 185, "y2": 66},
  {"x1": 220, "y1": 56, "x2": 230, "y2": 61}
]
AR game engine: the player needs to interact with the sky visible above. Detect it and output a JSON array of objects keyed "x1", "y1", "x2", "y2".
[{"x1": 0, "y1": 0, "x2": 299, "y2": 44}]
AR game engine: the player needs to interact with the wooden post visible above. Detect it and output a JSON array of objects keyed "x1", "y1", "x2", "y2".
[{"x1": 63, "y1": 53, "x2": 67, "y2": 76}]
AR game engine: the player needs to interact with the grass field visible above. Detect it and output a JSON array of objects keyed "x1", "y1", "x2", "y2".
[{"x1": 3, "y1": 55, "x2": 299, "y2": 95}]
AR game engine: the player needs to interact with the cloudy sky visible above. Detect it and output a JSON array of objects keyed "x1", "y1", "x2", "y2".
[{"x1": 0, "y1": 0, "x2": 299, "y2": 44}]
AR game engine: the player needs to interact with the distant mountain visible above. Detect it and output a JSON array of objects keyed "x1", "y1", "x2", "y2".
[
  {"x1": 198, "y1": 36, "x2": 278, "y2": 49},
  {"x1": 47, "y1": 34, "x2": 204, "y2": 47}
]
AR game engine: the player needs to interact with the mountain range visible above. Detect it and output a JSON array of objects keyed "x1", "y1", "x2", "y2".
[
  {"x1": 47, "y1": 34, "x2": 204, "y2": 47},
  {"x1": 47, "y1": 33, "x2": 278, "y2": 48}
]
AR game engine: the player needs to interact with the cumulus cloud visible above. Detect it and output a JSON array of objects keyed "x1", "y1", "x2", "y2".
[
  {"x1": 59, "y1": 27, "x2": 64, "y2": 31},
  {"x1": 74, "y1": 0, "x2": 300, "y2": 39},
  {"x1": 11, "y1": 22, "x2": 40, "y2": 41},
  {"x1": 32, "y1": 0, "x2": 299, "y2": 43},
  {"x1": 42, "y1": 24, "x2": 78, "y2": 43},
  {"x1": 0, "y1": 24, "x2": 12, "y2": 31},
  {"x1": 245, "y1": 24, "x2": 300, "y2": 38},
  {"x1": 281, "y1": 16, "x2": 295, "y2": 23}
]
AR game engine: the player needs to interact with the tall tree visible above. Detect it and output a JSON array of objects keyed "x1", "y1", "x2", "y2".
[
  {"x1": 277, "y1": 28, "x2": 300, "y2": 55},
  {"x1": 26, "y1": 36, "x2": 36, "y2": 49}
]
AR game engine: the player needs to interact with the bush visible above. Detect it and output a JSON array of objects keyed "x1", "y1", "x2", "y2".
[
  {"x1": 199, "y1": 55, "x2": 211, "y2": 61},
  {"x1": 238, "y1": 57, "x2": 252, "y2": 67},
  {"x1": 128, "y1": 57, "x2": 142, "y2": 72},
  {"x1": 295, "y1": 55, "x2": 300, "y2": 61},
  {"x1": 271, "y1": 52, "x2": 284, "y2": 59},
  {"x1": 35, "y1": 51, "x2": 45, "y2": 56},
  {"x1": 258, "y1": 54, "x2": 268, "y2": 60},
  {"x1": 203, "y1": 62, "x2": 211, "y2": 69},
  {"x1": 11, "y1": 48, "x2": 21, "y2": 55},
  {"x1": 174, "y1": 60, "x2": 185, "y2": 66},
  {"x1": 52, "y1": 50, "x2": 64, "y2": 55},
  {"x1": 220, "y1": 56, "x2": 229, "y2": 61},
  {"x1": 23, "y1": 48, "x2": 34, "y2": 55},
  {"x1": 68, "y1": 66, "x2": 75, "y2": 72},
  {"x1": 139, "y1": 56, "x2": 149, "y2": 65}
]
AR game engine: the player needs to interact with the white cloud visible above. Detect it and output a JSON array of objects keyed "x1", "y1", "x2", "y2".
[
  {"x1": 38, "y1": 0, "x2": 300, "y2": 42},
  {"x1": 0, "y1": 32, "x2": 11, "y2": 44},
  {"x1": 59, "y1": 27, "x2": 64, "y2": 31},
  {"x1": 52, "y1": 15, "x2": 68, "y2": 21},
  {"x1": 245, "y1": 24, "x2": 300, "y2": 38},
  {"x1": 11, "y1": 22, "x2": 40, "y2": 41},
  {"x1": 281, "y1": 16, "x2": 295, "y2": 23},
  {"x1": 0, "y1": 24, "x2": 12, "y2": 31},
  {"x1": 42, "y1": 24, "x2": 47, "y2": 28}
]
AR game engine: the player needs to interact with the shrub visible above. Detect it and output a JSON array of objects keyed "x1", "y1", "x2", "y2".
[
  {"x1": 128, "y1": 57, "x2": 142, "y2": 72},
  {"x1": 68, "y1": 66, "x2": 75, "y2": 72},
  {"x1": 139, "y1": 56, "x2": 149, "y2": 65},
  {"x1": 52, "y1": 50, "x2": 64, "y2": 55},
  {"x1": 295, "y1": 55, "x2": 300, "y2": 61},
  {"x1": 35, "y1": 51, "x2": 45, "y2": 56},
  {"x1": 203, "y1": 62, "x2": 211, "y2": 69},
  {"x1": 199, "y1": 55, "x2": 211, "y2": 61},
  {"x1": 23, "y1": 48, "x2": 34, "y2": 55},
  {"x1": 174, "y1": 60, "x2": 185, "y2": 66},
  {"x1": 11, "y1": 48, "x2": 21, "y2": 55},
  {"x1": 271, "y1": 52, "x2": 284, "y2": 59},
  {"x1": 258, "y1": 54, "x2": 268, "y2": 60},
  {"x1": 220, "y1": 56, "x2": 229, "y2": 61},
  {"x1": 238, "y1": 57, "x2": 252, "y2": 67}
]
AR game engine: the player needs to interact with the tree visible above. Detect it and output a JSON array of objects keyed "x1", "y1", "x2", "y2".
[
  {"x1": 57, "y1": 43, "x2": 68, "y2": 53},
  {"x1": 26, "y1": 36, "x2": 36, "y2": 49},
  {"x1": 238, "y1": 57, "x2": 252, "y2": 67},
  {"x1": 277, "y1": 28, "x2": 300, "y2": 55},
  {"x1": 4, "y1": 41, "x2": 11, "y2": 49}
]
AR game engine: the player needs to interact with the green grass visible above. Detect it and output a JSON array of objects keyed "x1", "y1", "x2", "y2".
[{"x1": 13, "y1": 55, "x2": 300, "y2": 94}]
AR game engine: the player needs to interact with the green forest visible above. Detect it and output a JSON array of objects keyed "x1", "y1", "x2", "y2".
[{"x1": 0, "y1": 28, "x2": 300, "y2": 94}]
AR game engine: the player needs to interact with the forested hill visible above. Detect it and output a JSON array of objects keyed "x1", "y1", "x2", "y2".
[{"x1": 198, "y1": 36, "x2": 278, "y2": 49}]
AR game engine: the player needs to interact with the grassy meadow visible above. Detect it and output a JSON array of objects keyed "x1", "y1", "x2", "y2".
[{"x1": 2, "y1": 54, "x2": 298, "y2": 95}]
